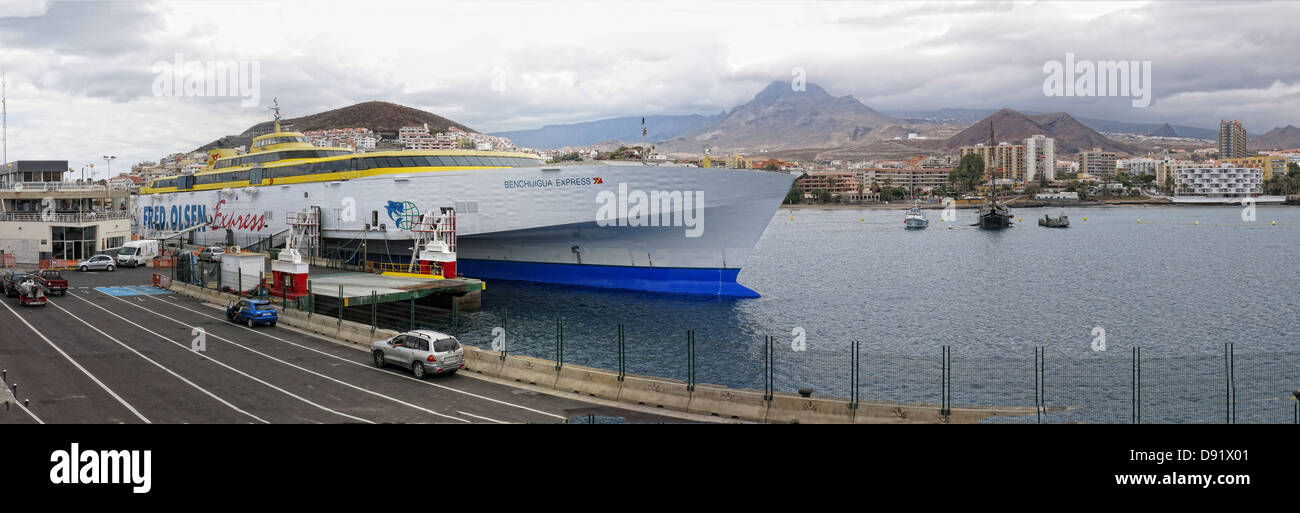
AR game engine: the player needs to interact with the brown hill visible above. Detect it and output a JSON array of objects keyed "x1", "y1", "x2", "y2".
[
  {"x1": 1147, "y1": 123, "x2": 1179, "y2": 137},
  {"x1": 656, "y1": 81, "x2": 896, "y2": 153},
  {"x1": 1250, "y1": 125, "x2": 1300, "y2": 150},
  {"x1": 944, "y1": 108, "x2": 1135, "y2": 154},
  {"x1": 195, "y1": 101, "x2": 476, "y2": 152}
]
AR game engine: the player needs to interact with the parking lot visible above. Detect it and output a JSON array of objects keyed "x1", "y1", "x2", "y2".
[{"x1": 0, "y1": 266, "x2": 684, "y2": 424}]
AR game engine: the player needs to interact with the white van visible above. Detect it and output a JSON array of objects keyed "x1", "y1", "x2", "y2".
[{"x1": 116, "y1": 239, "x2": 160, "y2": 267}]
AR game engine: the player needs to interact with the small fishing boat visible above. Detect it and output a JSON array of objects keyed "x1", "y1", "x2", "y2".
[
  {"x1": 904, "y1": 201, "x2": 929, "y2": 229},
  {"x1": 1038, "y1": 212, "x2": 1069, "y2": 228}
]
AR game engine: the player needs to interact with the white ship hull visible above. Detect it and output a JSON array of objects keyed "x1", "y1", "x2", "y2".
[{"x1": 134, "y1": 164, "x2": 794, "y2": 297}]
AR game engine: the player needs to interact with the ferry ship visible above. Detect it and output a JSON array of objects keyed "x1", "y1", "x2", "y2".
[{"x1": 134, "y1": 107, "x2": 793, "y2": 297}]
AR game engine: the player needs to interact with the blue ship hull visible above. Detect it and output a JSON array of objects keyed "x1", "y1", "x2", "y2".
[{"x1": 457, "y1": 258, "x2": 759, "y2": 298}]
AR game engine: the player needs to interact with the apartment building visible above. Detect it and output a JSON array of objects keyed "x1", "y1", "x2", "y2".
[
  {"x1": 1173, "y1": 163, "x2": 1262, "y2": 198},
  {"x1": 959, "y1": 143, "x2": 1026, "y2": 182},
  {"x1": 1079, "y1": 149, "x2": 1118, "y2": 179},
  {"x1": 1218, "y1": 120, "x2": 1247, "y2": 159},
  {"x1": 796, "y1": 171, "x2": 861, "y2": 198},
  {"x1": 1024, "y1": 135, "x2": 1056, "y2": 182},
  {"x1": 1221, "y1": 155, "x2": 1287, "y2": 181}
]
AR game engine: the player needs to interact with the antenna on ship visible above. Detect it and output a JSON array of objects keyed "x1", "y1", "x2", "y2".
[{"x1": 268, "y1": 97, "x2": 281, "y2": 133}]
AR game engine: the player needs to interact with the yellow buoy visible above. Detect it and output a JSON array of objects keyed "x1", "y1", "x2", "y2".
[
  {"x1": 1017, "y1": 218, "x2": 1022, "y2": 223},
  {"x1": 1137, "y1": 219, "x2": 1141, "y2": 224},
  {"x1": 1194, "y1": 221, "x2": 1199, "y2": 225},
  {"x1": 860, "y1": 218, "x2": 864, "y2": 222},
  {"x1": 1083, "y1": 217, "x2": 1087, "y2": 221},
  {"x1": 1272, "y1": 221, "x2": 1277, "y2": 225}
]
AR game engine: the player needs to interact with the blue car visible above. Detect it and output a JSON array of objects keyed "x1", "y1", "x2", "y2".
[{"x1": 226, "y1": 299, "x2": 278, "y2": 328}]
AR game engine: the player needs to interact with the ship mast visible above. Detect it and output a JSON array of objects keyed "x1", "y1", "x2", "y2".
[{"x1": 268, "y1": 97, "x2": 281, "y2": 133}]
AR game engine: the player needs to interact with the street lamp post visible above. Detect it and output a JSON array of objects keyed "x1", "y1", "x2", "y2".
[{"x1": 102, "y1": 155, "x2": 116, "y2": 183}]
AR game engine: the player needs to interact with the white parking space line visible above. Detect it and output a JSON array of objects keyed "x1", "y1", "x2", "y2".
[
  {"x1": 148, "y1": 296, "x2": 567, "y2": 420},
  {"x1": 65, "y1": 292, "x2": 373, "y2": 424},
  {"x1": 47, "y1": 299, "x2": 269, "y2": 424},
  {"x1": 457, "y1": 411, "x2": 508, "y2": 424},
  {"x1": 105, "y1": 293, "x2": 470, "y2": 423},
  {"x1": 1, "y1": 370, "x2": 43, "y2": 424},
  {"x1": 0, "y1": 299, "x2": 151, "y2": 424}
]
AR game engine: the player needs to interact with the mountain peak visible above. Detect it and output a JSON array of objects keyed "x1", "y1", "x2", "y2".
[
  {"x1": 1147, "y1": 123, "x2": 1179, "y2": 137},
  {"x1": 656, "y1": 80, "x2": 894, "y2": 152},
  {"x1": 754, "y1": 80, "x2": 830, "y2": 103},
  {"x1": 1250, "y1": 125, "x2": 1300, "y2": 150},
  {"x1": 945, "y1": 108, "x2": 1133, "y2": 154}
]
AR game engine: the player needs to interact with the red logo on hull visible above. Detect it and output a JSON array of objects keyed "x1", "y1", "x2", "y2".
[{"x1": 210, "y1": 199, "x2": 268, "y2": 232}]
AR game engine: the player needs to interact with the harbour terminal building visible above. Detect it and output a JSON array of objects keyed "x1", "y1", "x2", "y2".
[{"x1": 0, "y1": 160, "x2": 132, "y2": 263}]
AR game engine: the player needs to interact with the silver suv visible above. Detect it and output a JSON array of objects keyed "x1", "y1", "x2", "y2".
[{"x1": 371, "y1": 330, "x2": 464, "y2": 378}]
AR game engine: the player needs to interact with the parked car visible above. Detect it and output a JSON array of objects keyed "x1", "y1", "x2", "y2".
[
  {"x1": 33, "y1": 270, "x2": 68, "y2": 295},
  {"x1": 1, "y1": 270, "x2": 32, "y2": 297},
  {"x1": 371, "y1": 330, "x2": 464, "y2": 378},
  {"x1": 77, "y1": 254, "x2": 116, "y2": 272},
  {"x1": 198, "y1": 246, "x2": 225, "y2": 262},
  {"x1": 226, "y1": 298, "x2": 278, "y2": 328}
]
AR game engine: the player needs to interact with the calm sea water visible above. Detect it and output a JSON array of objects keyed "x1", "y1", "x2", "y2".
[{"x1": 439, "y1": 204, "x2": 1300, "y2": 423}]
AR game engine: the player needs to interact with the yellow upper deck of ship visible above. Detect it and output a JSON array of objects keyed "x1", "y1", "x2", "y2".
[{"x1": 143, "y1": 126, "x2": 544, "y2": 194}]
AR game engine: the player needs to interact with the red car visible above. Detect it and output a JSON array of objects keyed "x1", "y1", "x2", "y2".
[{"x1": 34, "y1": 270, "x2": 68, "y2": 296}]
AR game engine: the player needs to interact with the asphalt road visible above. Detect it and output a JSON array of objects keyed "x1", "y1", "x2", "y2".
[{"x1": 0, "y1": 266, "x2": 685, "y2": 424}]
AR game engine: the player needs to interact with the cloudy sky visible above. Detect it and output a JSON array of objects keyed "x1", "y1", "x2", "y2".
[{"x1": 1, "y1": 0, "x2": 1298, "y2": 178}]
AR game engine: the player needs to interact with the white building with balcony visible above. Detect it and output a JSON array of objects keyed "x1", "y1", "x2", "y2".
[{"x1": 1171, "y1": 163, "x2": 1282, "y2": 204}]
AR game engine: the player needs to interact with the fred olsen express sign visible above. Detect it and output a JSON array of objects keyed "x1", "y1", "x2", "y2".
[{"x1": 140, "y1": 200, "x2": 268, "y2": 232}]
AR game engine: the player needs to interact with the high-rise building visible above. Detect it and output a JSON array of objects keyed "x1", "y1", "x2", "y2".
[
  {"x1": 1219, "y1": 120, "x2": 1247, "y2": 159},
  {"x1": 959, "y1": 143, "x2": 1025, "y2": 182},
  {"x1": 1079, "y1": 149, "x2": 1118, "y2": 179},
  {"x1": 1023, "y1": 135, "x2": 1056, "y2": 183}
]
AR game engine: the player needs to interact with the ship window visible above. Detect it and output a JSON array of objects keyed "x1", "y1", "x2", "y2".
[
  {"x1": 400, "y1": 156, "x2": 419, "y2": 167},
  {"x1": 451, "y1": 156, "x2": 472, "y2": 166},
  {"x1": 383, "y1": 157, "x2": 403, "y2": 168}
]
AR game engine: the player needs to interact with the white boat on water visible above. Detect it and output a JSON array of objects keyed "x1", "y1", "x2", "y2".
[{"x1": 904, "y1": 201, "x2": 928, "y2": 229}]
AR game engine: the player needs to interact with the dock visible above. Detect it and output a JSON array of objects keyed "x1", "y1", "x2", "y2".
[{"x1": 307, "y1": 271, "x2": 483, "y2": 308}]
